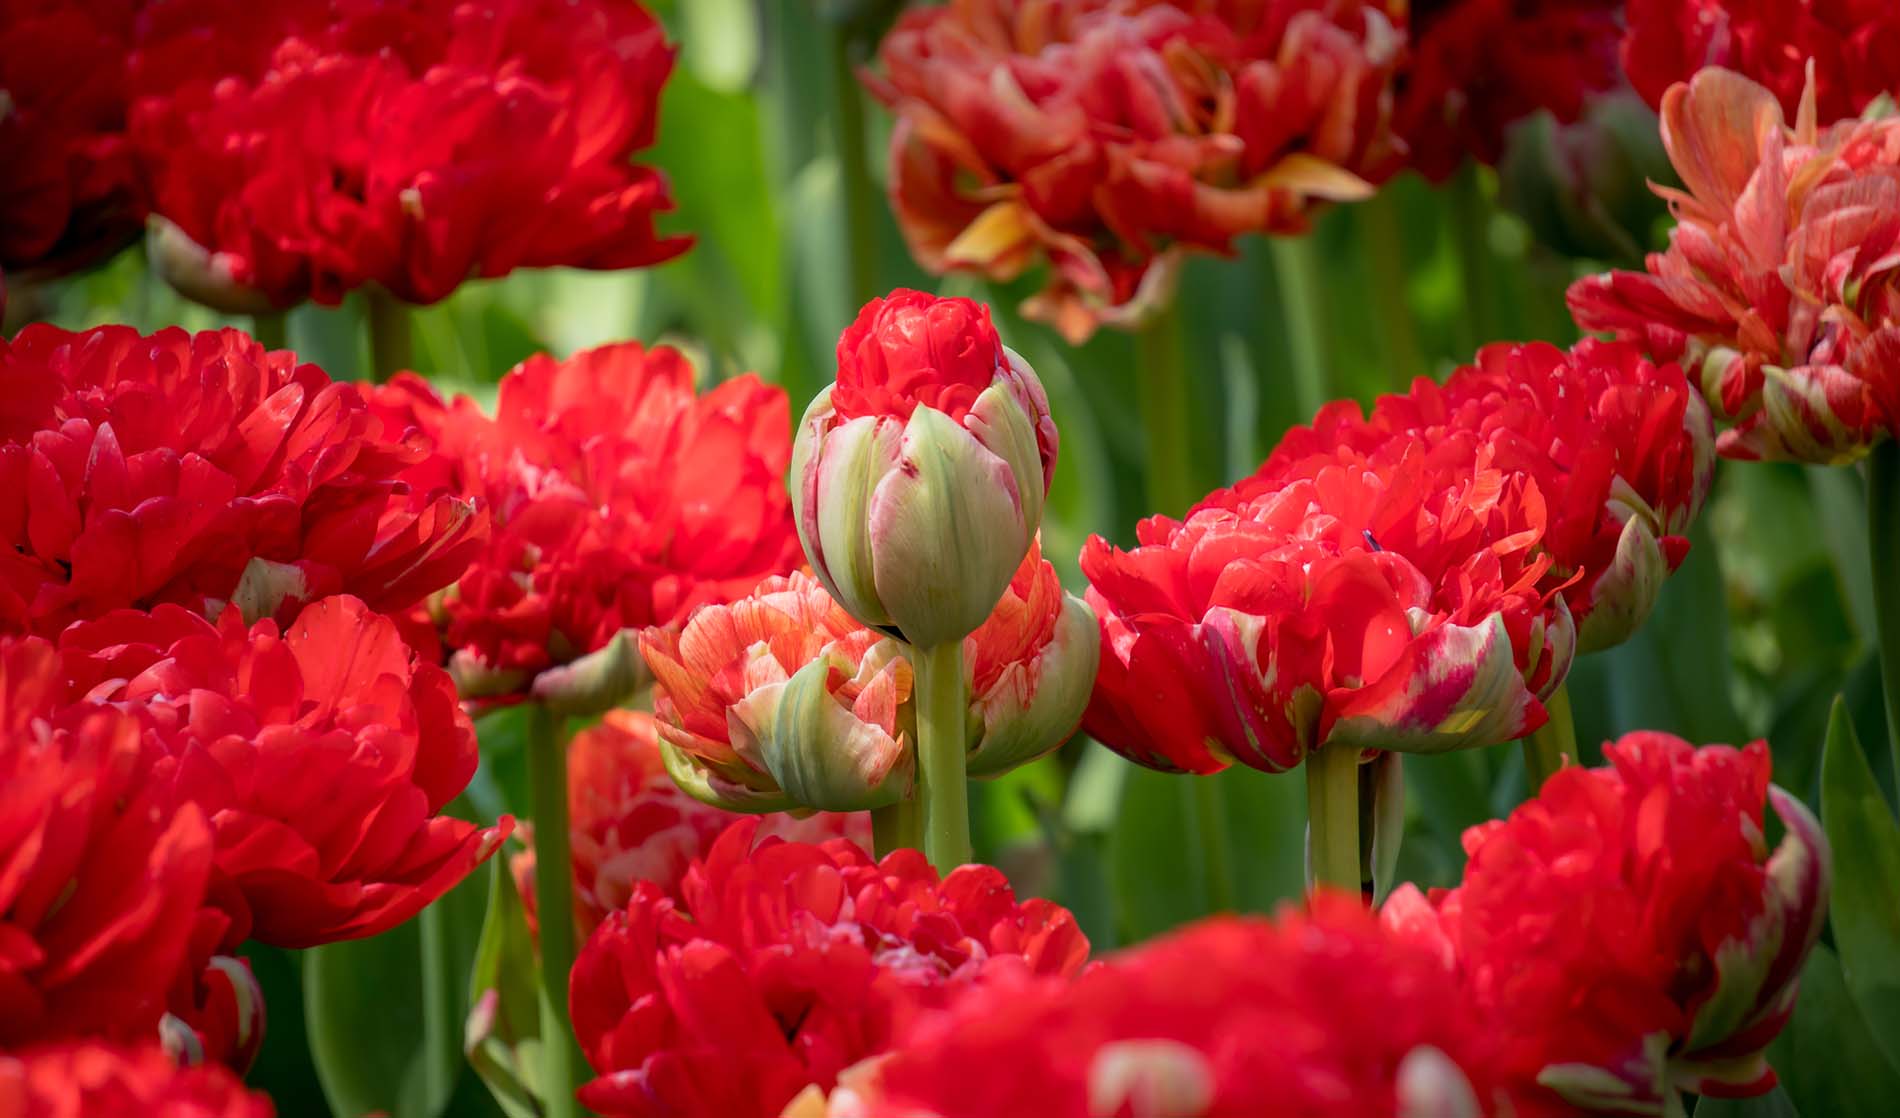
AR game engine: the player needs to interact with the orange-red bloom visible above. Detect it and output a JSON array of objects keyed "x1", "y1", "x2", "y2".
[
  {"x1": 864, "y1": 0, "x2": 1405, "y2": 343},
  {"x1": 0, "y1": 636, "x2": 214, "y2": 1047},
  {"x1": 377, "y1": 342, "x2": 802, "y2": 709},
  {"x1": 56, "y1": 595, "x2": 510, "y2": 949},
  {"x1": 1385, "y1": 733, "x2": 1828, "y2": 1114},
  {"x1": 0, "y1": 1041, "x2": 274, "y2": 1118},
  {"x1": 1569, "y1": 67, "x2": 1900, "y2": 463},
  {"x1": 508, "y1": 709, "x2": 870, "y2": 942},
  {"x1": 568, "y1": 818, "x2": 1089, "y2": 1118},
  {"x1": 0, "y1": 324, "x2": 485, "y2": 637},
  {"x1": 127, "y1": 0, "x2": 688, "y2": 310}
]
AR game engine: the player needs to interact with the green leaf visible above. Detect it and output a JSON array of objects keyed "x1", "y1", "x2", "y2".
[
  {"x1": 464, "y1": 859, "x2": 546, "y2": 1118},
  {"x1": 1764, "y1": 945, "x2": 1900, "y2": 1118},
  {"x1": 1820, "y1": 695, "x2": 1900, "y2": 1075},
  {"x1": 304, "y1": 867, "x2": 499, "y2": 1118},
  {"x1": 1107, "y1": 764, "x2": 1216, "y2": 942},
  {"x1": 1693, "y1": 1086, "x2": 1799, "y2": 1117}
]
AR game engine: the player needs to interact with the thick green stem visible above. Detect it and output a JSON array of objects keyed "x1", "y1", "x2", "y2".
[
  {"x1": 913, "y1": 641, "x2": 972, "y2": 872},
  {"x1": 831, "y1": 26, "x2": 877, "y2": 309},
  {"x1": 527, "y1": 704, "x2": 582, "y2": 1118},
  {"x1": 871, "y1": 798, "x2": 922, "y2": 860},
  {"x1": 1305, "y1": 746, "x2": 1361, "y2": 896},
  {"x1": 1449, "y1": 162, "x2": 1501, "y2": 353},
  {"x1": 1868, "y1": 441, "x2": 1900, "y2": 787},
  {"x1": 250, "y1": 310, "x2": 289, "y2": 352},
  {"x1": 1520, "y1": 684, "x2": 1577, "y2": 792},
  {"x1": 1357, "y1": 191, "x2": 1426, "y2": 389},
  {"x1": 1189, "y1": 777, "x2": 1236, "y2": 912},
  {"x1": 365, "y1": 288, "x2": 412, "y2": 383},
  {"x1": 1268, "y1": 235, "x2": 1332, "y2": 421},
  {"x1": 1135, "y1": 303, "x2": 1197, "y2": 517}
]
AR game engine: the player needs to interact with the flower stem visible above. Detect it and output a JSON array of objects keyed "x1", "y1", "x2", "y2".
[
  {"x1": 1268, "y1": 234, "x2": 1332, "y2": 421},
  {"x1": 871, "y1": 797, "x2": 922, "y2": 860},
  {"x1": 913, "y1": 640, "x2": 972, "y2": 872},
  {"x1": 250, "y1": 310, "x2": 288, "y2": 353},
  {"x1": 1448, "y1": 162, "x2": 1501, "y2": 354},
  {"x1": 365, "y1": 288, "x2": 412, "y2": 383},
  {"x1": 1135, "y1": 302, "x2": 1197, "y2": 517},
  {"x1": 417, "y1": 798, "x2": 464, "y2": 1111},
  {"x1": 1357, "y1": 190, "x2": 1426, "y2": 389},
  {"x1": 1189, "y1": 777, "x2": 1236, "y2": 912},
  {"x1": 831, "y1": 25, "x2": 877, "y2": 309},
  {"x1": 1868, "y1": 441, "x2": 1900, "y2": 786},
  {"x1": 1305, "y1": 745, "x2": 1361, "y2": 896},
  {"x1": 527, "y1": 703, "x2": 582, "y2": 1118},
  {"x1": 1520, "y1": 683, "x2": 1577, "y2": 792}
]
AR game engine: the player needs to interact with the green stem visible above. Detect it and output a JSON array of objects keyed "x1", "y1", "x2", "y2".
[
  {"x1": 1357, "y1": 191, "x2": 1426, "y2": 389},
  {"x1": 913, "y1": 641, "x2": 972, "y2": 872},
  {"x1": 365, "y1": 288, "x2": 412, "y2": 383},
  {"x1": 831, "y1": 25, "x2": 877, "y2": 309},
  {"x1": 1448, "y1": 162, "x2": 1501, "y2": 353},
  {"x1": 1134, "y1": 303, "x2": 1198, "y2": 517},
  {"x1": 527, "y1": 704, "x2": 582, "y2": 1118},
  {"x1": 1305, "y1": 745, "x2": 1361, "y2": 896},
  {"x1": 1520, "y1": 684, "x2": 1577, "y2": 792},
  {"x1": 1868, "y1": 441, "x2": 1900, "y2": 788},
  {"x1": 870, "y1": 798, "x2": 921, "y2": 860},
  {"x1": 250, "y1": 310, "x2": 289, "y2": 352},
  {"x1": 1190, "y1": 777, "x2": 1236, "y2": 912},
  {"x1": 1268, "y1": 235, "x2": 1332, "y2": 422}
]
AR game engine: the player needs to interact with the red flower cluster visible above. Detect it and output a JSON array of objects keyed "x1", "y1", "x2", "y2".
[
  {"x1": 0, "y1": 1, "x2": 143, "y2": 278},
  {"x1": 1570, "y1": 67, "x2": 1900, "y2": 463},
  {"x1": 569, "y1": 818, "x2": 1089, "y2": 1118},
  {"x1": 864, "y1": 0, "x2": 1406, "y2": 343},
  {"x1": 0, "y1": 1041, "x2": 274, "y2": 1118},
  {"x1": 127, "y1": 0, "x2": 688, "y2": 310},
  {"x1": 1623, "y1": 0, "x2": 1900, "y2": 126},
  {"x1": 816, "y1": 896, "x2": 1492, "y2": 1117},
  {"x1": 0, "y1": 324, "x2": 485, "y2": 637},
  {"x1": 509, "y1": 710, "x2": 870, "y2": 942},
  {"x1": 1083, "y1": 338, "x2": 1709, "y2": 775},
  {"x1": 1395, "y1": 0, "x2": 1624, "y2": 180},
  {"x1": 376, "y1": 341, "x2": 802, "y2": 705},
  {"x1": 1387, "y1": 733, "x2": 1828, "y2": 1113}
]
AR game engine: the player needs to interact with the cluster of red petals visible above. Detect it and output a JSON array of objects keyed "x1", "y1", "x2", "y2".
[
  {"x1": 1569, "y1": 68, "x2": 1900, "y2": 463},
  {"x1": 865, "y1": 0, "x2": 1406, "y2": 343},
  {"x1": 832, "y1": 290, "x2": 1007, "y2": 426},
  {"x1": 569, "y1": 818, "x2": 1089, "y2": 1118},
  {"x1": 1388, "y1": 733, "x2": 1827, "y2": 1113},
  {"x1": 0, "y1": 636, "x2": 212, "y2": 1048},
  {"x1": 0, "y1": 324, "x2": 485, "y2": 638},
  {"x1": 0, "y1": 1041, "x2": 274, "y2": 1118},
  {"x1": 126, "y1": 0, "x2": 688, "y2": 309},
  {"x1": 375, "y1": 341, "x2": 802, "y2": 687},
  {"x1": 1623, "y1": 0, "x2": 1900, "y2": 126},
  {"x1": 54, "y1": 595, "x2": 509, "y2": 949},
  {"x1": 0, "y1": 1, "x2": 143, "y2": 278},
  {"x1": 510, "y1": 710, "x2": 869, "y2": 941},
  {"x1": 1395, "y1": 0, "x2": 1624, "y2": 180},
  {"x1": 842, "y1": 895, "x2": 1492, "y2": 1117}
]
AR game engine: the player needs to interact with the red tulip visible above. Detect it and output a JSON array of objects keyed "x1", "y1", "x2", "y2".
[
  {"x1": 162, "y1": 954, "x2": 267, "y2": 1074},
  {"x1": 56, "y1": 594, "x2": 511, "y2": 949},
  {"x1": 0, "y1": 1041, "x2": 274, "y2": 1118},
  {"x1": 1385, "y1": 733, "x2": 1828, "y2": 1114},
  {"x1": 127, "y1": 0, "x2": 688, "y2": 310},
  {"x1": 0, "y1": 324, "x2": 485, "y2": 637},
  {"x1": 569, "y1": 818, "x2": 1089, "y2": 1118},
  {"x1": 864, "y1": 1, "x2": 1405, "y2": 342}
]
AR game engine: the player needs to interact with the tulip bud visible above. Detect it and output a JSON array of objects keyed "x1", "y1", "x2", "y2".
[
  {"x1": 793, "y1": 290, "x2": 1058, "y2": 648},
  {"x1": 1498, "y1": 92, "x2": 1673, "y2": 267},
  {"x1": 965, "y1": 546, "x2": 1097, "y2": 777},
  {"x1": 147, "y1": 217, "x2": 281, "y2": 316}
]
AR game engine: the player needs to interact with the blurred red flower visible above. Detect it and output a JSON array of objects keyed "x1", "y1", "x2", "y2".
[
  {"x1": 0, "y1": 324, "x2": 485, "y2": 637},
  {"x1": 509, "y1": 709, "x2": 870, "y2": 942},
  {"x1": 1569, "y1": 68, "x2": 1900, "y2": 463},
  {"x1": 56, "y1": 594, "x2": 510, "y2": 949},
  {"x1": 0, "y1": 1041, "x2": 274, "y2": 1118},
  {"x1": 864, "y1": 0, "x2": 1406, "y2": 343},
  {"x1": 1395, "y1": 0, "x2": 1624, "y2": 180},
  {"x1": 127, "y1": 0, "x2": 689, "y2": 310},
  {"x1": 1386, "y1": 733, "x2": 1828, "y2": 1114},
  {"x1": 0, "y1": 636, "x2": 214, "y2": 1047},
  {"x1": 377, "y1": 342, "x2": 802, "y2": 707},
  {"x1": 0, "y1": 0, "x2": 144, "y2": 279},
  {"x1": 830, "y1": 895, "x2": 1492, "y2": 1118},
  {"x1": 1623, "y1": 0, "x2": 1900, "y2": 125},
  {"x1": 568, "y1": 818, "x2": 1089, "y2": 1118}
]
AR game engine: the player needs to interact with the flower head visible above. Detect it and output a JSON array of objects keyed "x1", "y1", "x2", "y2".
[
  {"x1": 0, "y1": 1041, "x2": 274, "y2": 1118},
  {"x1": 1385, "y1": 733, "x2": 1829, "y2": 1114},
  {"x1": 1568, "y1": 67, "x2": 1900, "y2": 463},
  {"x1": 0, "y1": 324, "x2": 485, "y2": 637},
  {"x1": 128, "y1": 0, "x2": 688, "y2": 310},
  {"x1": 569, "y1": 818, "x2": 1089, "y2": 1118},
  {"x1": 864, "y1": 1, "x2": 1405, "y2": 342}
]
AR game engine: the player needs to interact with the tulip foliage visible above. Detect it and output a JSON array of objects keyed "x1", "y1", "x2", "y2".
[{"x1": 11, "y1": 3, "x2": 1900, "y2": 1118}]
